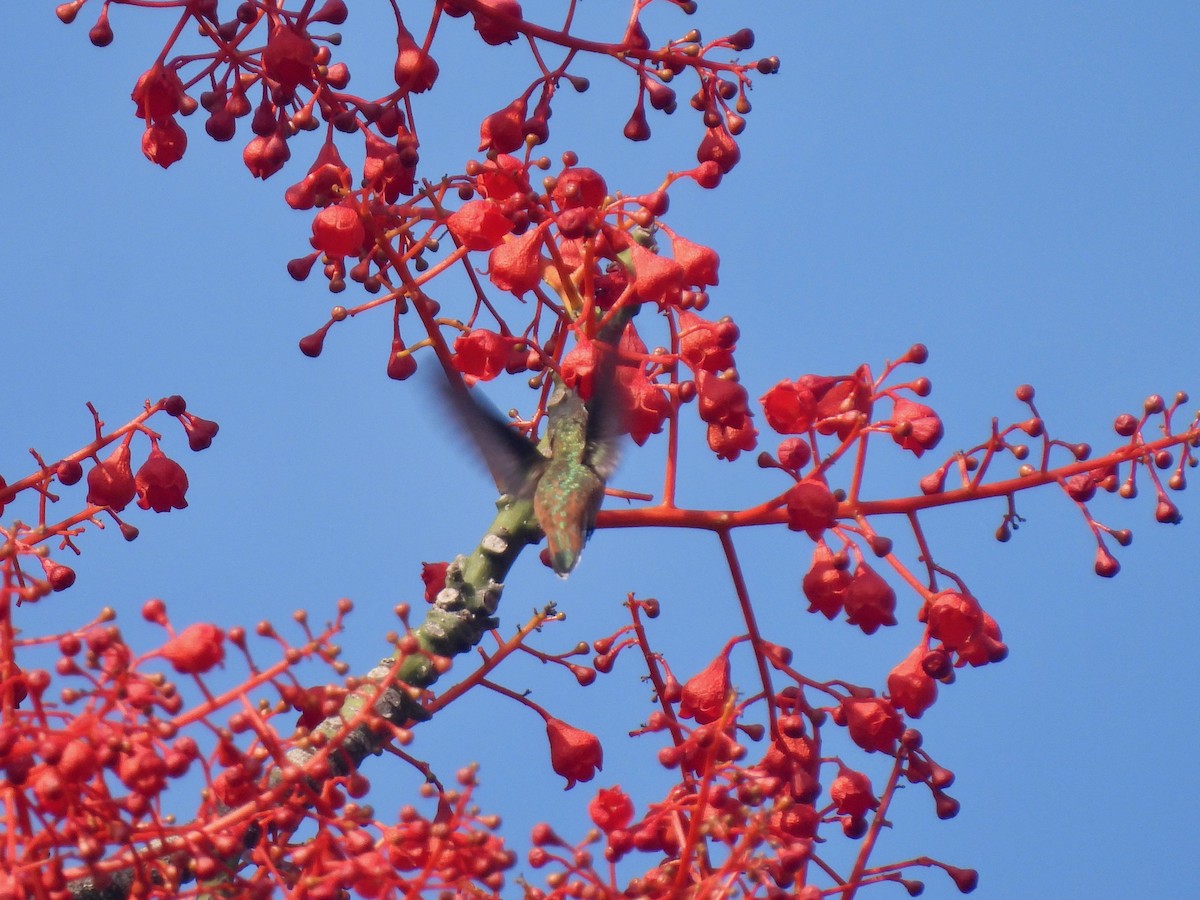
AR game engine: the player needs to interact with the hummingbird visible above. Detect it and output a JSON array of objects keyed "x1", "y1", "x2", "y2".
[{"x1": 441, "y1": 374, "x2": 621, "y2": 577}]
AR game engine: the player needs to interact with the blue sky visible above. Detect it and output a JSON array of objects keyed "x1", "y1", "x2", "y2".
[{"x1": 2, "y1": 3, "x2": 1198, "y2": 897}]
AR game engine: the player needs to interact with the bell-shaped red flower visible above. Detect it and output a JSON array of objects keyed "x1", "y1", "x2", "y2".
[
  {"x1": 135, "y1": 446, "x2": 189, "y2": 512},
  {"x1": 161, "y1": 622, "x2": 225, "y2": 674},
  {"x1": 545, "y1": 717, "x2": 603, "y2": 789},
  {"x1": 678, "y1": 652, "x2": 732, "y2": 725},
  {"x1": 87, "y1": 444, "x2": 136, "y2": 511},
  {"x1": 887, "y1": 645, "x2": 938, "y2": 718}
]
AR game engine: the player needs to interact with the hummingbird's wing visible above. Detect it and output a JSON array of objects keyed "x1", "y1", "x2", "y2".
[
  {"x1": 582, "y1": 352, "x2": 625, "y2": 482},
  {"x1": 439, "y1": 379, "x2": 544, "y2": 497}
]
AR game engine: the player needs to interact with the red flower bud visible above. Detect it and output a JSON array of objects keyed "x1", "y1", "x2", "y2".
[
  {"x1": 545, "y1": 717, "x2": 602, "y2": 789},
  {"x1": 134, "y1": 446, "x2": 189, "y2": 512},
  {"x1": 263, "y1": 24, "x2": 317, "y2": 93},
  {"x1": 161, "y1": 622, "x2": 225, "y2": 674},
  {"x1": 86, "y1": 444, "x2": 136, "y2": 511},
  {"x1": 552, "y1": 167, "x2": 608, "y2": 210}
]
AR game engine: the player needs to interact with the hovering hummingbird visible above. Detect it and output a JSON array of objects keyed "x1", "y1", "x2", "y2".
[{"x1": 441, "y1": 375, "x2": 622, "y2": 577}]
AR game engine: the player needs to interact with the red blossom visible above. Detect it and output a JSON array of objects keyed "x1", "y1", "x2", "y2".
[
  {"x1": 761, "y1": 377, "x2": 826, "y2": 434},
  {"x1": 161, "y1": 622, "x2": 225, "y2": 674},
  {"x1": 131, "y1": 65, "x2": 185, "y2": 122},
  {"x1": 588, "y1": 786, "x2": 634, "y2": 833},
  {"x1": 474, "y1": 154, "x2": 530, "y2": 202},
  {"x1": 86, "y1": 444, "x2": 136, "y2": 511},
  {"x1": 922, "y1": 590, "x2": 983, "y2": 651},
  {"x1": 843, "y1": 563, "x2": 897, "y2": 634},
  {"x1": 956, "y1": 611, "x2": 1008, "y2": 667},
  {"x1": 311, "y1": 203, "x2": 365, "y2": 258},
  {"x1": 622, "y1": 376, "x2": 670, "y2": 445},
  {"x1": 678, "y1": 311, "x2": 738, "y2": 372},
  {"x1": 447, "y1": 200, "x2": 513, "y2": 251},
  {"x1": 243, "y1": 133, "x2": 291, "y2": 180},
  {"x1": 452, "y1": 329, "x2": 510, "y2": 382},
  {"x1": 421, "y1": 561, "x2": 449, "y2": 603},
  {"x1": 830, "y1": 767, "x2": 879, "y2": 817},
  {"x1": 707, "y1": 419, "x2": 757, "y2": 461},
  {"x1": 785, "y1": 479, "x2": 838, "y2": 539},
  {"x1": 802, "y1": 542, "x2": 850, "y2": 619},
  {"x1": 394, "y1": 23, "x2": 439, "y2": 93},
  {"x1": 840, "y1": 696, "x2": 904, "y2": 754},
  {"x1": 560, "y1": 338, "x2": 603, "y2": 401},
  {"x1": 697, "y1": 125, "x2": 741, "y2": 175},
  {"x1": 263, "y1": 24, "x2": 317, "y2": 93},
  {"x1": 552, "y1": 167, "x2": 608, "y2": 210},
  {"x1": 285, "y1": 141, "x2": 352, "y2": 210},
  {"x1": 141, "y1": 117, "x2": 187, "y2": 168},
  {"x1": 545, "y1": 717, "x2": 602, "y2": 789},
  {"x1": 887, "y1": 646, "x2": 938, "y2": 718},
  {"x1": 777, "y1": 437, "x2": 811, "y2": 470},
  {"x1": 479, "y1": 97, "x2": 527, "y2": 154},
  {"x1": 363, "y1": 130, "x2": 414, "y2": 202},
  {"x1": 678, "y1": 653, "x2": 732, "y2": 725},
  {"x1": 890, "y1": 397, "x2": 944, "y2": 457},
  {"x1": 471, "y1": 0, "x2": 523, "y2": 46},
  {"x1": 696, "y1": 370, "x2": 751, "y2": 429},
  {"x1": 488, "y1": 229, "x2": 544, "y2": 294},
  {"x1": 626, "y1": 241, "x2": 684, "y2": 307},
  {"x1": 670, "y1": 234, "x2": 720, "y2": 288},
  {"x1": 134, "y1": 446, "x2": 189, "y2": 512}
]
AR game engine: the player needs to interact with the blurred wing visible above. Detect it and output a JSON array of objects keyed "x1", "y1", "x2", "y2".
[
  {"x1": 439, "y1": 380, "x2": 544, "y2": 497},
  {"x1": 583, "y1": 356, "x2": 625, "y2": 482}
]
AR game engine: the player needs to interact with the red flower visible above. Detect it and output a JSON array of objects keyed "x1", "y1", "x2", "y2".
[
  {"x1": 420, "y1": 561, "x2": 449, "y2": 603},
  {"x1": 552, "y1": 167, "x2": 608, "y2": 210},
  {"x1": 141, "y1": 117, "x2": 187, "y2": 169},
  {"x1": 678, "y1": 311, "x2": 738, "y2": 372},
  {"x1": 830, "y1": 767, "x2": 879, "y2": 817},
  {"x1": 393, "y1": 23, "x2": 439, "y2": 93},
  {"x1": 447, "y1": 200, "x2": 513, "y2": 251},
  {"x1": 785, "y1": 479, "x2": 838, "y2": 539},
  {"x1": 890, "y1": 397, "x2": 944, "y2": 457},
  {"x1": 922, "y1": 591, "x2": 983, "y2": 651},
  {"x1": 678, "y1": 653, "x2": 732, "y2": 725},
  {"x1": 545, "y1": 717, "x2": 603, "y2": 789},
  {"x1": 86, "y1": 444, "x2": 136, "y2": 511},
  {"x1": 452, "y1": 329, "x2": 510, "y2": 382},
  {"x1": 131, "y1": 64, "x2": 186, "y2": 122},
  {"x1": 285, "y1": 141, "x2": 352, "y2": 210},
  {"x1": 955, "y1": 611, "x2": 1008, "y2": 667},
  {"x1": 670, "y1": 235, "x2": 720, "y2": 288},
  {"x1": 801, "y1": 542, "x2": 850, "y2": 619},
  {"x1": 479, "y1": 97, "x2": 527, "y2": 154},
  {"x1": 760, "y1": 377, "x2": 825, "y2": 434},
  {"x1": 363, "y1": 130, "x2": 414, "y2": 203},
  {"x1": 161, "y1": 622, "x2": 225, "y2": 674},
  {"x1": 487, "y1": 229, "x2": 544, "y2": 295},
  {"x1": 887, "y1": 646, "x2": 938, "y2": 718},
  {"x1": 696, "y1": 370, "x2": 751, "y2": 429},
  {"x1": 243, "y1": 133, "x2": 291, "y2": 180},
  {"x1": 843, "y1": 563, "x2": 897, "y2": 634},
  {"x1": 622, "y1": 376, "x2": 669, "y2": 446},
  {"x1": 707, "y1": 419, "x2": 757, "y2": 461},
  {"x1": 840, "y1": 697, "x2": 903, "y2": 753},
  {"x1": 474, "y1": 154, "x2": 530, "y2": 202},
  {"x1": 697, "y1": 125, "x2": 741, "y2": 175},
  {"x1": 135, "y1": 447, "x2": 189, "y2": 512},
  {"x1": 263, "y1": 24, "x2": 317, "y2": 94},
  {"x1": 311, "y1": 203, "x2": 364, "y2": 259},
  {"x1": 471, "y1": 0, "x2": 523, "y2": 46},
  {"x1": 626, "y1": 242, "x2": 684, "y2": 307},
  {"x1": 588, "y1": 786, "x2": 634, "y2": 833}
]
